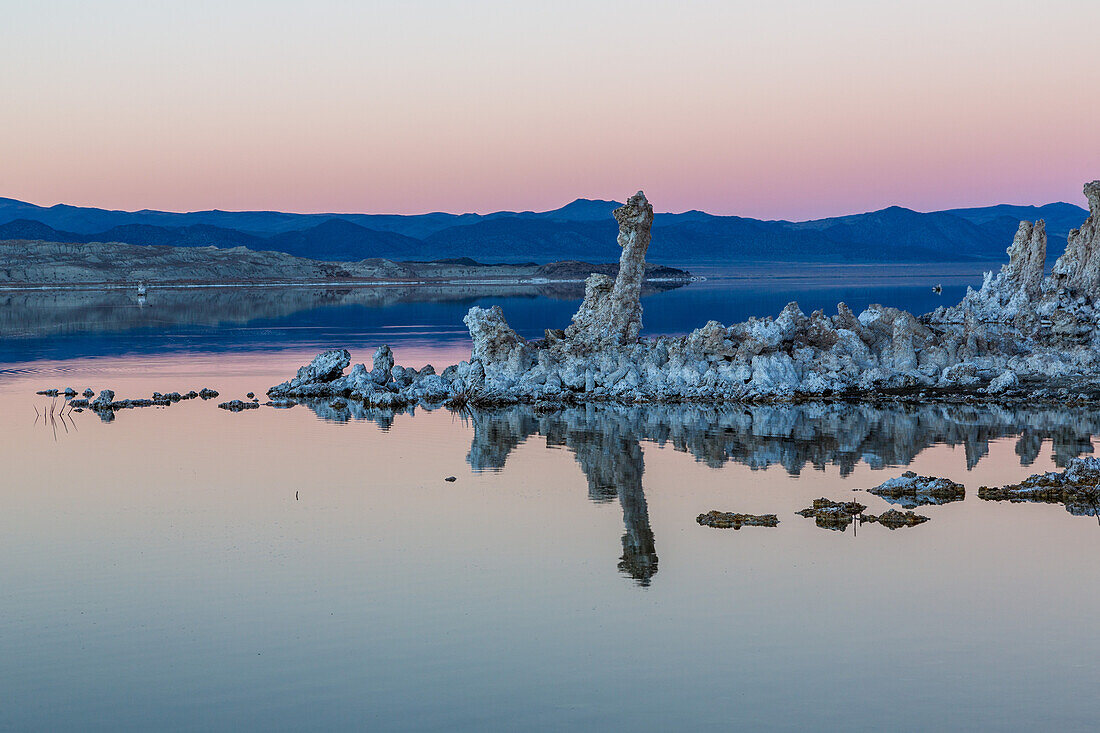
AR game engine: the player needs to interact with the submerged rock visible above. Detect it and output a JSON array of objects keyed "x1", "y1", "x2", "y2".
[
  {"x1": 867, "y1": 471, "x2": 965, "y2": 507},
  {"x1": 696, "y1": 511, "x2": 779, "y2": 529}
]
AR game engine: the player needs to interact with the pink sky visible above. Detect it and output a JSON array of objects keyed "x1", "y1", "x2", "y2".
[{"x1": 2, "y1": 0, "x2": 1099, "y2": 219}]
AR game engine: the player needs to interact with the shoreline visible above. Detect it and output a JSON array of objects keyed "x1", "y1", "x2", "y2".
[{"x1": 0, "y1": 274, "x2": 702, "y2": 293}]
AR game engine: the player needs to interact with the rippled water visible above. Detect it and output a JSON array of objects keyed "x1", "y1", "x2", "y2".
[{"x1": 5, "y1": 270, "x2": 1100, "y2": 731}]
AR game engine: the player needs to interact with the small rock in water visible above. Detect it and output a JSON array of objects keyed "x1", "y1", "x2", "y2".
[
  {"x1": 861, "y1": 509, "x2": 930, "y2": 529},
  {"x1": 247, "y1": 392, "x2": 255, "y2": 399},
  {"x1": 199, "y1": 388, "x2": 219, "y2": 400},
  {"x1": 444, "y1": 476, "x2": 457, "y2": 482},
  {"x1": 91, "y1": 390, "x2": 115, "y2": 410},
  {"x1": 696, "y1": 511, "x2": 779, "y2": 529},
  {"x1": 63, "y1": 387, "x2": 76, "y2": 396},
  {"x1": 83, "y1": 388, "x2": 95, "y2": 398},
  {"x1": 36, "y1": 389, "x2": 59, "y2": 396},
  {"x1": 867, "y1": 470, "x2": 965, "y2": 507}
]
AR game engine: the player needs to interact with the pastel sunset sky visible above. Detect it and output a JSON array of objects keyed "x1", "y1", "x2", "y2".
[{"x1": 3, "y1": 0, "x2": 1099, "y2": 219}]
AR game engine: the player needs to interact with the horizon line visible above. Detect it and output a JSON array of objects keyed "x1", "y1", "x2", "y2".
[{"x1": 0, "y1": 193, "x2": 1087, "y2": 225}]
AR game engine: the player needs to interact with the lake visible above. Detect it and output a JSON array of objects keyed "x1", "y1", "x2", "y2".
[{"x1": 5, "y1": 266, "x2": 1100, "y2": 731}]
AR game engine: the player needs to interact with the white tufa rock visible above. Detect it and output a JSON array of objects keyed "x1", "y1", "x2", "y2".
[
  {"x1": 564, "y1": 191, "x2": 653, "y2": 348},
  {"x1": 270, "y1": 183, "x2": 1100, "y2": 406}
]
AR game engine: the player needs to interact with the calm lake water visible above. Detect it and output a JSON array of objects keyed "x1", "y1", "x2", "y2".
[{"x1": 5, "y1": 267, "x2": 1100, "y2": 731}]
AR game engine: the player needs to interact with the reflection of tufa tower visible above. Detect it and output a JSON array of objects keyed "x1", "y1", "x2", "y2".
[
  {"x1": 561, "y1": 417, "x2": 657, "y2": 586},
  {"x1": 467, "y1": 407, "x2": 658, "y2": 587}
]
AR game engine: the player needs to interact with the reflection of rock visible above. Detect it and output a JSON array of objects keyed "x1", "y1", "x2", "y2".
[
  {"x1": 697, "y1": 511, "x2": 779, "y2": 529},
  {"x1": 796, "y1": 498, "x2": 867, "y2": 531},
  {"x1": 978, "y1": 457, "x2": 1100, "y2": 517},
  {"x1": 867, "y1": 471, "x2": 965, "y2": 507},
  {"x1": 466, "y1": 403, "x2": 659, "y2": 586},
  {"x1": 464, "y1": 402, "x2": 1100, "y2": 477}
]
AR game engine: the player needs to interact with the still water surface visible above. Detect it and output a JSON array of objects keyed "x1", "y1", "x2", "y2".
[{"x1": 4, "y1": 269, "x2": 1100, "y2": 731}]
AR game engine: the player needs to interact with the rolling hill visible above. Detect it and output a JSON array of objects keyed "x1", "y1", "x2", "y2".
[{"x1": 0, "y1": 196, "x2": 1086, "y2": 265}]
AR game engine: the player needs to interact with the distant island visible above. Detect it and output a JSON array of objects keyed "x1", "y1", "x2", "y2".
[
  {"x1": 0, "y1": 195, "x2": 1088, "y2": 265},
  {"x1": 0, "y1": 238, "x2": 691, "y2": 288}
]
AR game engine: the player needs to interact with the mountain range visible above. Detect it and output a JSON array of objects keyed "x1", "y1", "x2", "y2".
[{"x1": 0, "y1": 196, "x2": 1087, "y2": 265}]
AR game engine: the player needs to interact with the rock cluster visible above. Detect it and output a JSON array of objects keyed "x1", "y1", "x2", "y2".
[
  {"x1": 796, "y1": 498, "x2": 868, "y2": 530},
  {"x1": 796, "y1": 497, "x2": 930, "y2": 530},
  {"x1": 270, "y1": 182, "x2": 1100, "y2": 407},
  {"x1": 267, "y1": 345, "x2": 452, "y2": 407},
  {"x1": 66, "y1": 388, "x2": 218, "y2": 418}
]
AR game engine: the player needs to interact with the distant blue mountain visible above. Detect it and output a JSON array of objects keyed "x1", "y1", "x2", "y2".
[{"x1": 0, "y1": 196, "x2": 1087, "y2": 264}]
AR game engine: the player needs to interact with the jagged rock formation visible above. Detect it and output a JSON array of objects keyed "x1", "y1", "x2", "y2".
[
  {"x1": 1051, "y1": 181, "x2": 1100, "y2": 294},
  {"x1": 563, "y1": 191, "x2": 653, "y2": 347},
  {"x1": 1004, "y1": 220, "x2": 1047, "y2": 297},
  {"x1": 271, "y1": 182, "x2": 1100, "y2": 406}
]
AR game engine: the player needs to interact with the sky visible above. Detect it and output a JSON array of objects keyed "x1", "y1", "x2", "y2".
[{"x1": 2, "y1": 0, "x2": 1099, "y2": 220}]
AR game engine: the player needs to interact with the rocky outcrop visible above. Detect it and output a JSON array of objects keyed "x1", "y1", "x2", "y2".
[
  {"x1": 269, "y1": 349, "x2": 351, "y2": 397},
  {"x1": 270, "y1": 182, "x2": 1100, "y2": 407}
]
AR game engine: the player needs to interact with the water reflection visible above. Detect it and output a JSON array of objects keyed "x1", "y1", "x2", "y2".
[
  {"x1": 296, "y1": 399, "x2": 1100, "y2": 584},
  {"x1": 0, "y1": 281, "x2": 684, "y2": 338}
]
